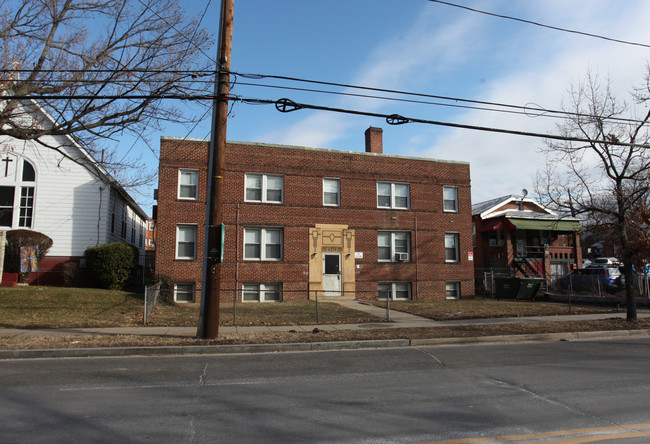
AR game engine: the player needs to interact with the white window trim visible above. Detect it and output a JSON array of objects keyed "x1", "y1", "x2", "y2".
[
  {"x1": 243, "y1": 227, "x2": 283, "y2": 261},
  {"x1": 174, "y1": 283, "x2": 195, "y2": 303},
  {"x1": 378, "y1": 282, "x2": 412, "y2": 300},
  {"x1": 244, "y1": 173, "x2": 284, "y2": 204},
  {"x1": 323, "y1": 177, "x2": 340, "y2": 207},
  {"x1": 445, "y1": 232, "x2": 460, "y2": 263},
  {"x1": 0, "y1": 158, "x2": 37, "y2": 229},
  {"x1": 446, "y1": 281, "x2": 461, "y2": 300},
  {"x1": 176, "y1": 224, "x2": 197, "y2": 260},
  {"x1": 378, "y1": 231, "x2": 411, "y2": 262},
  {"x1": 178, "y1": 169, "x2": 199, "y2": 201},
  {"x1": 242, "y1": 283, "x2": 283, "y2": 302},
  {"x1": 377, "y1": 182, "x2": 410, "y2": 210},
  {"x1": 443, "y1": 186, "x2": 458, "y2": 213}
]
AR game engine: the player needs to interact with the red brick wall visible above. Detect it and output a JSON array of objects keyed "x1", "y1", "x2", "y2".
[{"x1": 156, "y1": 138, "x2": 474, "y2": 302}]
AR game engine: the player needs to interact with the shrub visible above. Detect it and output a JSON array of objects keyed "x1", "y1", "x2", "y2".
[
  {"x1": 84, "y1": 242, "x2": 139, "y2": 290},
  {"x1": 3, "y1": 230, "x2": 53, "y2": 280}
]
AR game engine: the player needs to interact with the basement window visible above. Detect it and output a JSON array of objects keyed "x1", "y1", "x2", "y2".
[
  {"x1": 378, "y1": 282, "x2": 411, "y2": 300},
  {"x1": 242, "y1": 283, "x2": 282, "y2": 302},
  {"x1": 174, "y1": 283, "x2": 195, "y2": 303}
]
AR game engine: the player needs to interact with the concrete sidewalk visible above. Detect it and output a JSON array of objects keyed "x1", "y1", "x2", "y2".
[
  {"x1": 1, "y1": 299, "x2": 648, "y2": 338},
  {"x1": 2, "y1": 300, "x2": 650, "y2": 360}
]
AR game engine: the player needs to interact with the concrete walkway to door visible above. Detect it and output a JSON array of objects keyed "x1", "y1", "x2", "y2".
[{"x1": 322, "y1": 298, "x2": 438, "y2": 327}]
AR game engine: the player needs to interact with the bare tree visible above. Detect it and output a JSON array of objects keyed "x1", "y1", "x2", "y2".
[
  {"x1": 536, "y1": 69, "x2": 650, "y2": 321},
  {"x1": 0, "y1": 0, "x2": 214, "y2": 187}
]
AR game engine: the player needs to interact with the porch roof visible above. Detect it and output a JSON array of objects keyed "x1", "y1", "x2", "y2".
[
  {"x1": 478, "y1": 214, "x2": 582, "y2": 232},
  {"x1": 508, "y1": 218, "x2": 582, "y2": 231}
]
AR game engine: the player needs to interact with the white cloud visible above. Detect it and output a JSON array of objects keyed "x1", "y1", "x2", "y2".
[
  {"x1": 254, "y1": 0, "x2": 650, "y2": 207},
  {"x1": 416, "y1": 1, "x2": 650, "y2": 204}
]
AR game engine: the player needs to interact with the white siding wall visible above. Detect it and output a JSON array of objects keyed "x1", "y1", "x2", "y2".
[{"x1": 0, "y1": 133, "x2": 147, "y2": 263}]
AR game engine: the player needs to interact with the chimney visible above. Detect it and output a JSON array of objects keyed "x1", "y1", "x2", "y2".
[{"x1": 365, "y1": 127, "x2": 383, "y2": 154}]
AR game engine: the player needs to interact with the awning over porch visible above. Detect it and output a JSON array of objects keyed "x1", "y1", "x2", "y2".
[{"x1": 508, "y1": 218, "x2": 582, "y2": 231}]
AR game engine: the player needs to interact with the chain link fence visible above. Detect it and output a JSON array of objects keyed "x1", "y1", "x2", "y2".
[
  {"x1": 477, "y1": 267, "x2": 650, "y2": 300},
  {"x1": 142, "y1": 286, "x2": 399, "y2": 325}
]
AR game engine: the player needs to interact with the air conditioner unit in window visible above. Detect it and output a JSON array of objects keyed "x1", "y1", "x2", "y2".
[{"x1": 395, "y1": 252, "x2": 409, "y2": 262}]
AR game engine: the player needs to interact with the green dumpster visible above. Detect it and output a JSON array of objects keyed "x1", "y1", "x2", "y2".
[
  {"x1": 516, "y1": 279, "x2": 542, "y2": 300},
  {"x1": 494, "y1": 277, "x2": 521, "y2": 299}
]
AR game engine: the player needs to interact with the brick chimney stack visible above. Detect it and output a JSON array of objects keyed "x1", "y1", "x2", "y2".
[{"x1": 365, "y1": 127, "x2": 383, "y2": 154}]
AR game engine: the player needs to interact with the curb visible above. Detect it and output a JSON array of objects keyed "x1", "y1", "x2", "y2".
[
  {"x1": 2, "y1": 330, "x2": 650, "y2": 360},
  {"x1": 0, "y1": 339, "x2": 411, "y2": 360},
  {"x1": 410, "y1": 329, "x2": 650, "y2": 346}
]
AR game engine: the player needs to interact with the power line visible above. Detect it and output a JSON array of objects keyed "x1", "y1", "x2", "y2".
[
  {"x1": 233, "y1": 80, "x2": 650, "y2": 125},
  {"x1": 428, "y1": 0, "x2": 650, "y2": 49},
  {"x1": 229, "y1": 95, "x2": 650, "y2": 149},
  {"x1": 7, "y1": 92, "x2": 650, "y2": 148},
  {"x1": 230, "y1": 71, "x2": 650, "y2": 126},
  {"x1": 233, "y1": 80, "x2": 562, "y2": 120},
  {"x1": 6, "y1": 94, "x2": 205, "y2": 100},
  {"x1": 9, "y1": 85, "x2": 649, "y2": 129},
  {"x1": 6, "y1": 67, "x2": 647, "y2": 125}
]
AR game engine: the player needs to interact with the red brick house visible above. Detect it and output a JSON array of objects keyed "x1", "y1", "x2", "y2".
[
  {"x1": 472, "y1": 194, "x2": 582, "y2": 286},
  {"x1": 155, "y1": 127, "x2": 474, "y2": 303},
  {"x1": 144, "y1": 212, "x2": 156, "y2": 280}
]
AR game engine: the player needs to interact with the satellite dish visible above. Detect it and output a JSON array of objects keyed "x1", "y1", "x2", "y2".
[{"x1": 521, "y1": 188, "x2": 528, "y2": 198}]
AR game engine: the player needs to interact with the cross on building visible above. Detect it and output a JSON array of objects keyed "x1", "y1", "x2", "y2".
[{"x1": 2, "y1": 156, "x2": 13, "y2": 177}]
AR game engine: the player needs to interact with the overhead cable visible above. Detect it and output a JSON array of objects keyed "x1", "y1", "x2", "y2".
[
  {"x1": 231, "y1": 96, "x2": 650, "y2": 149},
  {"x1": 428, "y1": 0, "x2": 650, "y2": 49},
  {"x1": 5, "y1": 67, "x2": 647, "y2": 125}
]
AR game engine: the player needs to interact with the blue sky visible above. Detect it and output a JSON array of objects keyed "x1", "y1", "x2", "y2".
[{"x1": 129, "y1": 0, "x2": 650, "y2": 215}]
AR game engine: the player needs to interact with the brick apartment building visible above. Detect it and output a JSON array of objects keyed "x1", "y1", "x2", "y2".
[{"x1": 155, "y1": 127, "x2": 474, "y2": 303}]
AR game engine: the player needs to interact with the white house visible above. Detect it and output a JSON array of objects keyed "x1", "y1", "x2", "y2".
[{"x1": 0, "y1": 99, "x2": 148, "y2": 285}]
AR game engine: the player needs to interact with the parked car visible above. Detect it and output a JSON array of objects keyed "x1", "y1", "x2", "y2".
[
  {"x1": 557, "y1": 266, "x2": 624, "y2": 294},
  {"x1": 591, "y1": 257, "x2": 621, "y2": 266}
]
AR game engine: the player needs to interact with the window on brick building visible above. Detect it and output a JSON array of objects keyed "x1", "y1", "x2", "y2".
[
  {"x1": 377, "y1": 182, "x2": 409, "y2": 209},
  {"x1": 178, "y1": 169, "x2": 199, "y2": 200},
  {"x1": 242, "y1": 283, "x2": 282, "y2": 302},
  {"x1": 244, "y1": 227, "x2": 282, "y2": 260},
  {"x1": 488, "y1": 230, "x2": 505, "y2": 246},
  {"x1": 446, "y1": 281, "x2": 461, "y2": 299},
  {"x1": 378, "y1": 231, "x2": 410, "y2": 262},
  {"x1": 323, "y1": 178, "x2": 340, "y2": 206},
  {"x1": 174, "y1": 283, "x2": 195, "y2": 302},
  {"x1": 245, "y1": 173, "x2": 283, "y2": 203},
  {"x1": 443, "y1": 186, "x2": 458, "y2": 212},
  {"x1": 445, "y1": 233, "x2": 460, "y2": 262},
  {"x1": 378, "y1": 282, "x2": 411, "y2": 300},
  {"x1": 176, "y1": 224, "x2": 197, "y2": 259}
]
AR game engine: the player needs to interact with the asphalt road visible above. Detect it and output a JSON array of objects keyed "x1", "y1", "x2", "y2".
[{"x1": 2, "y1": 338, "x2": 650, "y2": 443}]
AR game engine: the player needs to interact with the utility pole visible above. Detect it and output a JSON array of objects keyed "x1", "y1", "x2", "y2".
[{"x1": 198, "y1": 0, "x2": 234, "y2": 339}]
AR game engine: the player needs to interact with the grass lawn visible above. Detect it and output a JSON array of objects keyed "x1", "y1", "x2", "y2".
[
  {"x1": 368, "y1": 298, "x2": 616, "y2": 320},
  {"x1": 2, "y1": 286, "x2": 649, "y2": 351},
  {"x1": 0, "y1": 286, "x2": 383, "y2": 329}
]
